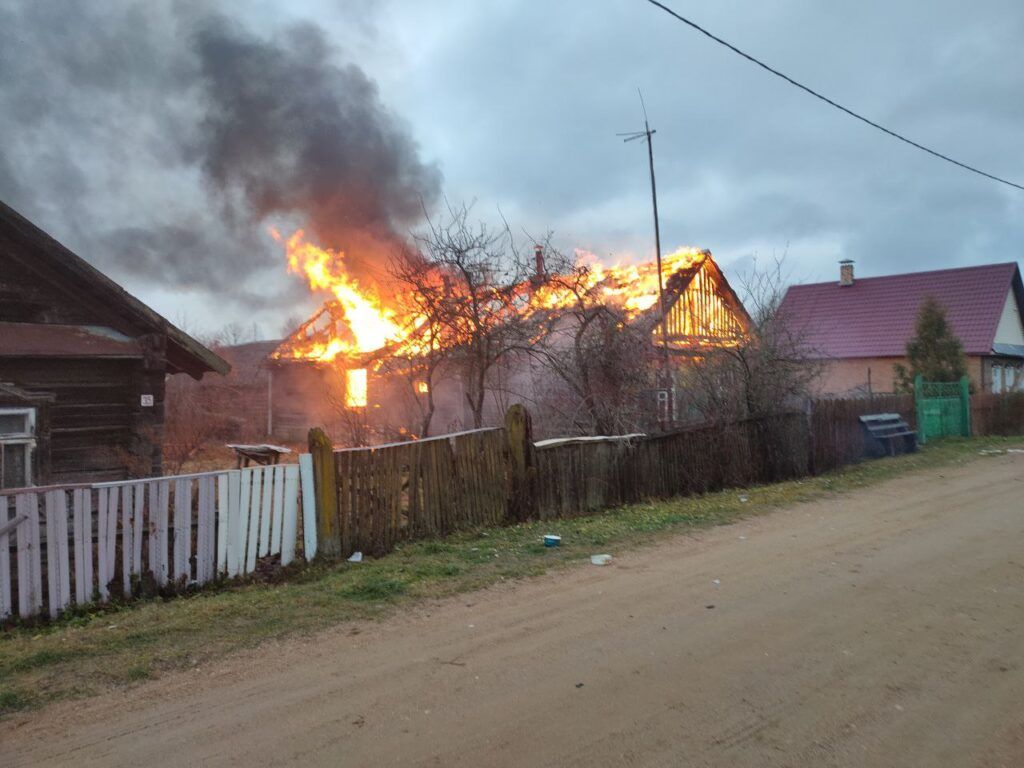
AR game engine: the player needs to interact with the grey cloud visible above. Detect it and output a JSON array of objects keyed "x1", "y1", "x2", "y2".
[
  {"x1": 0, "y1": 1, "x2": 440, "y2": 318},
  {"x1": 2, "y1": 0, "x2": 1023, "y2": 335}
]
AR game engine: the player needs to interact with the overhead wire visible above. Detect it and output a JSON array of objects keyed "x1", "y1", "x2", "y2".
[{"x1": 642, "y1": 0, "x2": 1024, "y2": 192}]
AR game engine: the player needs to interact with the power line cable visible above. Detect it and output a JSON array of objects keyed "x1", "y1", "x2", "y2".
[{"x1": 642, "y1": 0, "x2": 1024, "y2": 192}]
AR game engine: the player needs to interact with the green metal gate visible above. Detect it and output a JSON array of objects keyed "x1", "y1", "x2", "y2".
[{"x1": 914, "y1": 375, "x2": 971, "y2": 443}]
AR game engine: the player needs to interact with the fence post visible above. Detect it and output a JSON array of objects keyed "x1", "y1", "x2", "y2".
[
  {"x1": 914, "y1": 374, "x2": 926, "y2": 445},
  {"x1": 308, "y1": 427, "x2": 341, "y2": 559},
  {"x1": 504, "y1": 404, "x2": 536, "y2": 522},
  {"x1": 960, "y1": 375, "x2": 972, "y2": 437}
]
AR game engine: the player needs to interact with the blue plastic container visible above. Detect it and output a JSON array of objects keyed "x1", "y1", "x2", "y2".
[{"x1": 543, "y1": 534, "x2": 561, "y2": 547}]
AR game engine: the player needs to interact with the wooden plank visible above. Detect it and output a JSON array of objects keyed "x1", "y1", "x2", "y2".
[
  {"x1": 132, "y1": 483, "x2": 144, "y2": 578},
  {"x1": 225, "y1": 471, "x2": 241, "y2": 577},
  {"x1": 121, "y1": 485, "x2": 134, "y2": 598},
  {"x1": 105, "y1": 486, "x2": 119, "y2": 594},
  {"x1": 308, "y1": 428, "x2": 340, "y2": 558},
  {"x1": 337, "y1": 452, "x2": 352, "y2": 554},
  {"x1": 280, "y1": 464, "x2": 300, "y2": 566},
  {"x1": 195, "y1": 475, "x2": 214, "y2": 585},
  {"x1": 258, "y1": 465, "x2": 273, "y2": 557},
  {"x1": 216, "y1": 472, "x2": 229, "y2": 575},
  {"x1": 245, "y1": 468, "x2": 262, "y2": 574},
  {"x1": 0, "y1": 498, "x2": 11, "y2": 619},
  {"x1": 299, "y1": 453, "x2": 317, "y2": 561},
  {"x1": 149, "y1": 481, "x2": 169, "y2": 587},
  {"x1": 72, "y1": 489, "x2": 90, "y2": 604},
  {"x1": 406, "y1": 443, "x2": 420, "y2": 537},
  {"x1": 232, "y1": 469, "x2": 252, "y2": 577},
  {"x1": 16, "y1": 493, "x2": 42, "y2": 618},
  {"x1": 270, "y1": 465, "x2": 286, "y2": 555},
  {"x1": 146, "y1": 483, "x2": 157, "y2": 582},
  {"x1": 57, "y1": 489, "x2": 72, "y2": 612},
  {"x1": 45, "y1": 490, "x2": 70, "y2": 617},
  {"x1": 97, "y1": 487, "x2": 109, "y2": 602},
  {"x1": 173, "y1": 478, "x2": 192, "y2": 583}
]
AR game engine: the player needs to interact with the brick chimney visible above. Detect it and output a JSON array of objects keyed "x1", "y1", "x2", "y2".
[
  {"x1": 533, "y1": 244, "x2": 546, "y2": 284},
  {"x1": 839, "y1": 259, "x2": 855, "y2": 287}
]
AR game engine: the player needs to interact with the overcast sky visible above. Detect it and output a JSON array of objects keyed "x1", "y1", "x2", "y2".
[{"x1": 2, "y1": 0, "x2": 1022, "y2": 340}]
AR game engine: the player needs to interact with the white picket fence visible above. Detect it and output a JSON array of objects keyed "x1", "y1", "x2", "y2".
[{"x1": 0, "y1": 455, "x2": 317, "y2": 621}]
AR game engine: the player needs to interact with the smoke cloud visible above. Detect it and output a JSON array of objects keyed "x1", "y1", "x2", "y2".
[
  {"x1": 0, "y1": 2, "x2": 440, "y2": 311},
  {"x1": 189, "y1": 16, "x2": 441, "y2": 273}
]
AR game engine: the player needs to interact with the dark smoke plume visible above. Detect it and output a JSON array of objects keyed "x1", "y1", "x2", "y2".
[
  {"x1": 0, "y1": 2, "x2": 440, "y2": 301},
  {"x1": 189, "y1": 16, "x2": 441, "y2": 273}
]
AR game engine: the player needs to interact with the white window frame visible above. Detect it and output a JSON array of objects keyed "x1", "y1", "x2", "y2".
[
  {"x1": 0, "y1": 407, "x2": 36, "y2": 489},
  {"x1": 992, "y1": 364, "x2": 1004, "y2": 394}
]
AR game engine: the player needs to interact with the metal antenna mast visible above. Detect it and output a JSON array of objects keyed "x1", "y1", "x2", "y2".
[{"x1": 619, "y1": 90, "x2": 672, "y2": 428}]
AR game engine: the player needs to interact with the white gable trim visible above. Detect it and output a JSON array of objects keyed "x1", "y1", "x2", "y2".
[{"x1": 994, "y1": 288, "x2": 1024, "y2": 346}]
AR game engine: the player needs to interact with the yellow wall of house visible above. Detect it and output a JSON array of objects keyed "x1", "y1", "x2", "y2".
[{"x1": 812, "y1": 357, "x2": 986, "y2": 395}]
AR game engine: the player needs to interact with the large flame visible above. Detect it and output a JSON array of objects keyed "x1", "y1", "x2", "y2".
[
  {"x1": 271, "y1": 228, "x2": 409, "y2": 361},
  {"x1": 272, "y1": 229, "x2": 719, "y2": 365},
  {"x1": 529, "y1": 248, "x2": 706, "y2": 317}
]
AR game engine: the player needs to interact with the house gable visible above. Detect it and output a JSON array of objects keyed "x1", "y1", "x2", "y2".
[
  {"x1": 993, "y1": 287, "x2": 1024, "y2": 346},
  {"x1": 653, "y1": 255, "x2": 750, "y2": 350},
  {"x1": 0, "y1": 200, "x2": 229, "y2": 378}
]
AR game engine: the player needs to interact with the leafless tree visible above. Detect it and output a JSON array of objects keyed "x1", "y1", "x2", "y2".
[
  {"x1": 386, "y1": 247, "x2": 461, "y2": 437},
  {"x1": 162, "y1": 382, "x2": 225, "y2": 473},
  {"x1": 324, "y1": 383, "x2": 373, "y2": 448},
  {"x1": 405, "y1": 202, "x2": 531, "y2": 428},
  {"x1": 676, "y1": 256, "x2": 823, "y2": 423},
  {"x1": 521, "y1": 246, "x2": 655, "y2": 435}
]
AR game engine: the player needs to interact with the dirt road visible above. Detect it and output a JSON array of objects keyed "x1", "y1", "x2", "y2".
[{"x1": 3, "y1": 453, "x2": 1023, "y2": 767}]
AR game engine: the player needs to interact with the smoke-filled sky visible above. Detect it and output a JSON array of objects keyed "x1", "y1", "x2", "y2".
[{"x1": 2, "y1": 0, "x2": 1022, "y2": 339}]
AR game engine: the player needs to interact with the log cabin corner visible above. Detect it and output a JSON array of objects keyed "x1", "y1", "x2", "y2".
[{"x1": 0, "y1": 200, "x2": 230, "y2": 487}]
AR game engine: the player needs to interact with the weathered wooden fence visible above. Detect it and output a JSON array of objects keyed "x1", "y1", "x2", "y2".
[
  {"x1": 330, "y1": 428, "x2": 506, "y2": 557},
  {"x1": 808, "y1": 392, "x2": 1024, "y2": 470},
  {"x1": 534, "y1": 414, "x2": 809, "y2": 519},
  {"x1": 808, "y1": 395, "x2": 915, "y2": 473},
  {"x1": 1, "y1": 459, "x2": 315, "y2": 621},
  {"x1": 971, "y1": 392, "x2": 1024, "y2": 436},
  {"x1": 8, "y1": 394, "x2": 1022, "y2": 623},
  {"x1": 309, "y1": 411, "x2": 809, "y2": 558}
]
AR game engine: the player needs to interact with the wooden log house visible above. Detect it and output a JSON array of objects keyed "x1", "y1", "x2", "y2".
[{"x1": 0, "y1": 201, "x2": 229, "y2": 487}]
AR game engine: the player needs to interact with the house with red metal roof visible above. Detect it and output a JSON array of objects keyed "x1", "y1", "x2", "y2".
[{"x1": 778, "y1": 260, "x2": 1024, "y2": 395}]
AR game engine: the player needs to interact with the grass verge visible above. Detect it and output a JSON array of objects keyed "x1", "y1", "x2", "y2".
[{"x1": 2, "y1": 436, "x2": 1021, "y2": 717}]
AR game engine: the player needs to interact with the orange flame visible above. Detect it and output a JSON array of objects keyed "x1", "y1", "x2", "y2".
[
  {"x1": 345, "y1": 368, "x2": 368, "y2": 407},
  {"x1": 272, "y1": 228, "x2": 719, "y2": 363},
  {"x1": 529, "y1": 247, "x2": 706, "y2": 317},
  {"x1": 271, "y1": 228, "x2": 410, "y2": 361}
]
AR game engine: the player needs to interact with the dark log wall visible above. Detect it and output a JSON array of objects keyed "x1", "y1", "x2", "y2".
[{"x1": 0, "y1": 357, "x2": 165, "y2": 483}]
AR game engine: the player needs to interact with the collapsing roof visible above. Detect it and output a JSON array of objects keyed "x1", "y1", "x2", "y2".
[
  {"x1": 269, "y1": 248, "x2": 751, "y2": 366},
  {"x1": 653, "y1": 252, "x2": 750, "y2": 349},
  {"x1": 0, "y1": 200, "x2": 229, "y2": 378},
  {"x1": 779, "y1": 262, "x2": 1024, "y2": 359}
]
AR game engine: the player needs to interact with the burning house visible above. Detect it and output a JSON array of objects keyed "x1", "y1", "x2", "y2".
[{"x1": 264, "y1": 231, "x2": 750, "y2": 443}]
